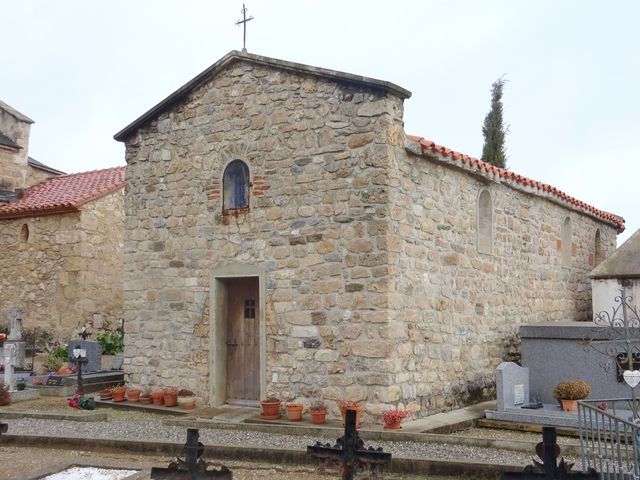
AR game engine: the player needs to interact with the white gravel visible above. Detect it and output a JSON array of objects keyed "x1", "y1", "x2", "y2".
[
  {"x1": 42, "y1": 467, "x2": 138, "y2": 480},
  {"x1": 7, "y1": 415, "x2": 569, "y2": 467}
]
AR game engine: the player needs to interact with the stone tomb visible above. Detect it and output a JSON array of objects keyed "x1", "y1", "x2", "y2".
[
  {"x1": 485, "y1": 361, "x2": 579, "y2": 428},
  {"x1": 67, "y1": 339, "x2": 102, "y2": 373}
]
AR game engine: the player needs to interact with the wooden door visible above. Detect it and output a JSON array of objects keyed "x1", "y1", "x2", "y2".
[{"x1": 226, "y1": 278, "x2": 260, "y2": 402}]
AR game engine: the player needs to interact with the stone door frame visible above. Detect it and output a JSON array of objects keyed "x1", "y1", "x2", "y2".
[{"x1": 210, "y1": 264, "x2": 266, "y2": 407}]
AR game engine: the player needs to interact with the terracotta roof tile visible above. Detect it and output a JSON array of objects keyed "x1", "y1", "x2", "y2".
[
  {"x1": 0, "y1": 166, "x2": 126, "y2": 219},
  {"x1": 406, "y1": 135, "x2": 625, "y2": 233}
]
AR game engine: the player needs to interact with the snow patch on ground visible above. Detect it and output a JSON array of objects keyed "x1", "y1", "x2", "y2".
[{"x1": 42, "y1": 467, "x2": 138, "y2": 480}]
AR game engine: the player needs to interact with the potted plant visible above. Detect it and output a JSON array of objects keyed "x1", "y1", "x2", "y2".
[
  {"x1": 260, "y1": 397, "x2": 281, "y2": 420},
  {"x1": 0, "y1": 382, "x2": 11, "y2": 406},
  {"x1": 150, "y1": 389, "x2": 164, "y2": 406},
  {"x1": 139, "y1": 391, "x2": 152, "y2": 405},
  {"x1": 163, "y1": 387, "x2": 179, "y2": 407},
  {"x1": 99, "y1": 388, "x2": 113, "y2": 401},
  {"x1": 382, "y1": 408, "x2": 409, "y2": 430},
  {"x1": 285, "y1": 402, "x2": 304, "y2": 421},
  {"x1": 338, "y1": 400, "x2": 363, "y2": 428},
  {"x1": 110, "y1": 385, "x2": 126, "y2": 402},
  {"x1": 177, "y1": 389, "x2": 197, "y2": 410},
  {"x1": 16, "y1": 377, "x2": 26, "y2": 391},
  {"x1": 126, "y1": 387, "x2": 141, "y2": 402},
  {"x1": 553, "y1": 380, "x2": 590, "y2": 412},
  {"x1": 309, "y1": 400, "x2": 327, "y2": 425}
]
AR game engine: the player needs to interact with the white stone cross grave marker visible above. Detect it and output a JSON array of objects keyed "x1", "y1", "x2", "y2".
[{"x1": 2, "y1": 343, "x2": 17, "y2": 391}]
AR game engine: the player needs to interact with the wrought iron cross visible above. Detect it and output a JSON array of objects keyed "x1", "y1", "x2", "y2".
[
  {"x1": 307, "y1": 409, "x2": 391, "y2": 480},
  {"x1": 150, "y1": 428, "x2": 232, "y2": 479},
  {"x1": 235, "y1": 4, "x2": 254, "y2": 51}
]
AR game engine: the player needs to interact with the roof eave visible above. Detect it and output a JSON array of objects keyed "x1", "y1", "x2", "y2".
[
  {"x1": 114, "y1": 50, "x2": 411, "y2": 143},
  {"x1": 0, "y1": 206, "x2": 80, "y2": 220}
]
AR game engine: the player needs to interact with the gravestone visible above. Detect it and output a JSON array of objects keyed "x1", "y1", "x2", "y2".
[
  {"x1": 4, "y1": 308, "x2": 26, "y2": 368},
  {"x1": 67, "y1": 340, "x2": 101, "y2": 373},
  {"x1": 497, "y1": 362, "x2": 530, "y2": 411},
  {"x1": 2, "y1": 343, "x2": 17, "y2": 391}
]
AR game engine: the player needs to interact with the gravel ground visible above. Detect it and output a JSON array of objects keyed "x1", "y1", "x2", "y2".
[{"x1": 0, "y1": 398, "x2": 575, "y2": 479}]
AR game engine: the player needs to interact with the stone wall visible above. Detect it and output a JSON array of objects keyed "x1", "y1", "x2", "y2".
[
  {"x1": 387, "y1": 145, "x2": 617, "y2": 415},
  {"x1": 121, "y1": 54, "x2": 619, "y2": 418},
  {"x1": 122, "y1": 58, "x2": 405, "y2": 409},
  {"x1": 0, "y1": 191, "x2": 124, "y2": 343},
  {"x1": 0, "y1": 107, "x2": 31, "y2": 189}
]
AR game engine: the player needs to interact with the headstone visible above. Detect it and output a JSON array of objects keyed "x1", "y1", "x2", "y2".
[
  {"x1": 5, "y1": 308, "x2": 25, "y2": 368},
  {"x1": 497, "y1": 362, "x2": 530, "y2": 411},
  {"x1": 67, "y1": 340, "x2": 101, "y2": 373},
  {"x1": 7, "y1": 308, "x2": 23, "y2": 341},
  {"x1": 2, "y1": 343, "x2": 17, "y2": 391}
]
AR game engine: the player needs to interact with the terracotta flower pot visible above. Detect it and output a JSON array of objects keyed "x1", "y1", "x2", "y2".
[
  {"x1": 126, "y1": 390, "x2": 141, "y2": 402},
  {"x1": 111, "y1": 390, "x2": 126, "y2": 402},
  {"x1": 286, "y1": 403, "x2": 304, "y2": 421},
  {"x1": 384, "y1": 419, "x2": 403, "y2": 430},
  {"x1": 163, "y1": 393, "x2": 178, "y2": 407},
  {"x1": 561, "y1": 399, "x2": 578, "y2": 412},
  {"x1": 150, "y1": 390, "x2": 164, "y2": 405},
  {"x1": 99, "y1": 389, "x2": 113, "y2": 401},
  {"x1": 139, "y1": 394, "x2": 152, "y2": 405},
  {"x1": 310, "y1": 409, "x2": 326, "y2": 425},
  {"x1": 260, "y1": 399, "x2": 281, "y2": 420}
]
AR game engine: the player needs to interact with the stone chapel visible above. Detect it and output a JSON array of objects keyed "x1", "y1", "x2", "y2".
[{"x1": 115, "y1": 51, "x2": 624, "y2": 418}]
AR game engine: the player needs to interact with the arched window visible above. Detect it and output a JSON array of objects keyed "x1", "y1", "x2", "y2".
[
  {"x1": 561, "y1": 217, "x2": 572, "y2": 266},
  {"x1": 594, "y1": 228, "x2": 604, "y2": 265},
  {"x1": 477, "y1": 189, "x2": 493, "y2": 254},
  {"x1": 19, "y1": 224, "x2": 29, "y2": 242},
  {"x1": 223, "y1": 160, "x2": 250, "y2": 213}
]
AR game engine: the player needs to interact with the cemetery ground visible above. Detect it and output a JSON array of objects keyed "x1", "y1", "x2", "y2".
[{"x1": 0, "y1": 397, "x2": 581, "y2": 479}]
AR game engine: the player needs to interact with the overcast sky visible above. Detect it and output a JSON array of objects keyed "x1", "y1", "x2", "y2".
[{"x1": 2, "y1": 1, "x2": 638, "y2": 243}]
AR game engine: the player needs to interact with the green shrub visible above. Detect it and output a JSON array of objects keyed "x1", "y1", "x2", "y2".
[{"x1": 97, "y1": 331, "x2": 124, "y2": 355}]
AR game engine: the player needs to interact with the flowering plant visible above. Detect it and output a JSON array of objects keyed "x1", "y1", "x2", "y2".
[
  {"x1": 553, "y1": 380, "x2": 590, "y2": 400},
  {"x1": 382, "y1": 409, "x2": 409, "y2": 424},
  {"x1": 0, "y1": 333, "x2": 6, "y2": 341},
  {"x1": 68, "y1": 391, "x2": 83, "y2": 409}
]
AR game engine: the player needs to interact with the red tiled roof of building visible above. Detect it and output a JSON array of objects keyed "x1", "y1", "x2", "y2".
[
  {"x1": 406, "y1": 135, "x2": 625, "y2": 233},
  {"x1": 0, "y1": 166, "x2": 126, "y2": 219}
]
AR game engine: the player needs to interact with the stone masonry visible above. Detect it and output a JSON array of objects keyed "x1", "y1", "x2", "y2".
[
  {"x1": 0, "y1": 191, "x2": 125, "y2": 340},
  {"x1": 117, "y1": 51, "x2": 620, "y2": 419}
]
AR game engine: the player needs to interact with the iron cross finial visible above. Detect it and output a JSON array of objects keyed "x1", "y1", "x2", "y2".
[{"x1": 235, "y1": 4, "x2": 254, "y2": 52}]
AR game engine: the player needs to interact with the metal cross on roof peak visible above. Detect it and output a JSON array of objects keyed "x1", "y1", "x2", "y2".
[{"x1": 235, "y1": 4, "x2": 254, "y2": 52}]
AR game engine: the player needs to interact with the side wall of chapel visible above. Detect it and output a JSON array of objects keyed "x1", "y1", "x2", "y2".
[{"x1": 386, "y1": 147, "x2": 618, "y2": 415}]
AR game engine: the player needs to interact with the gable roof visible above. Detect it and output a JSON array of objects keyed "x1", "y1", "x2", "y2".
[
  {"x1": 0, "y1": 166, "x2": 126, "y2": 219},
  {"x1": 28, "y1": 156, "x2": 66, "y2": 176},
  {"x1": 0, "y1": 100, "x2": 34, "y2": 124},
  {"x1": 0, "y1": 131, "x2": 20, "y2": 150},
  {"x1": 114, "y1": 50, "x2": 411, "y2": 142},
  {"x1": 590, "y1": 228, "x2": 640, "y2": 279},
  {"x1": 406, "y1": 135, "x2": 625, "y2": 233}
]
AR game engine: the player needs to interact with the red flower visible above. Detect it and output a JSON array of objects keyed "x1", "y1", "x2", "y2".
[{"x1": 382, "y1": 409, "x2": 409, "y2": 423}]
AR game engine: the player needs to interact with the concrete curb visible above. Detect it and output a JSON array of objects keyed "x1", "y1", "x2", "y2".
[
  {"x1": 0, "y1": 411, "x2": 108, "y2": 422},
  {"x1": 164, "y1": 417, "x2": 582, "y2": 457},
  {"x1": 0, "y1": 433, "x2": 520, "y2": 477}
]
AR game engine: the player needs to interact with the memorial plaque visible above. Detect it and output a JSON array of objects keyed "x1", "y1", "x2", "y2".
[
  {"x1": 45, "y1": 376, "x2": 63, "y2": 386},
  {"x1": 514, "y1": 384, "x2": 525, "y2": 405}
]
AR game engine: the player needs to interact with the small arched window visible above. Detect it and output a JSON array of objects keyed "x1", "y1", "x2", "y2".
[
  {"x1": 19, "y1": 224, "x2": 29, "y2": 242},
  {"x1": 594, "y1": 228, "x2": 604, "y2": 265},
  {"x1": 477, "y1": 189, "x2": 493, "y2": 254},
  {"x1": 223, "y1": 160, "x2": 250, "y2": 213},
  {"x1": 561, "y1": 217, "x2": 572, "y2": 266}
]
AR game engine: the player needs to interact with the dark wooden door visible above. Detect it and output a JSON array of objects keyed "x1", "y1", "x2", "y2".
[{"x1": 226, "y1": 278, "x2": 260, "y2": 402}]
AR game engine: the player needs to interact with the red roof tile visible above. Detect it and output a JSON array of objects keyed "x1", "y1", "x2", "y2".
[
  {"x1": 406, "y1": 135, "x2": 625, "y2": 233},
  {"x1": 0, "y1": 166, "x2": 126, "y2": 219}
]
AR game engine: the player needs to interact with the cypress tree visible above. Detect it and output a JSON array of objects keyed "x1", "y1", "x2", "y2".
[{"x1": 481, "y1": 77, "x2": 508, "y2": 168}]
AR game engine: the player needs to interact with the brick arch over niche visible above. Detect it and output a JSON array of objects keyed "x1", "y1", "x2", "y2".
[{"x1": 222, "y1": 160, "x2": 250, "y2": 213}]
